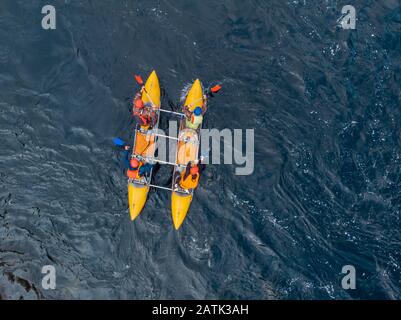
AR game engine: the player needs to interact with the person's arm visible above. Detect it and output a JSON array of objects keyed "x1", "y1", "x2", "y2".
[
  {"x1": 183, "y1": 106, "x2": 191, "y2": 118},
  {"x1": 199, "y1": 163, "x2": 206, "y2": 174},
  {"x1": 202, "y1": 95, "x2": 208, "y2": 115},
  {"x1": 139, "y1": 165, "x2": 145, "y2": 176},
  {"x1": 182, "y1": 162, "x2": 191, "y2": 180},
  {"x1": 149, "y1": 110, "x2": 158, "y2": 127},
  {"x1": 139, "y1": 163, "x2": 153, "y2": 175},
  {"x1": 123, "y1": 149, "x2": 131, "y2": 169},
  {"x1": 192, "y1": 157, "x2": 205, "y2": 174}
]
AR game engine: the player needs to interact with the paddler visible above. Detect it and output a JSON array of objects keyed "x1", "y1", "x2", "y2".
[
  {"x1": 186, "y1": 106, "x2": 203, "y2": 130},
  {"x1": 132, "y1": 93, "x2": 158, "y2": 129},
  {"x1": 126, "y1": 157, "x2": 153, "y2": 180},
  {"x1": 183, "y1": 92, "x2": 207, "y2": 130},
  {"x1": 178, "y1": 160, "x2": 204, "y2": 191}
]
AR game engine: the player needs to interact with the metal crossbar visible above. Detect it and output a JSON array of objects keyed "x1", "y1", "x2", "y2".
[
  {"x1": 144, "y1": 157, "x2": 186, "y2": 168},
  {"x1": 145, "y1": 131, "x2": 199, "y2": 145},
  {"x1": 148, "y1": 184, "x2": 173, "y2": 191},
  {"x1": 129, "y1": 91, "x2": 199, "y2": 191},
  {"x1": 151, "y1": 132, "x2": 180, "y2": 141},
  {"x1": 159, "y1": 109, "x2": 185, "y2": 117}
]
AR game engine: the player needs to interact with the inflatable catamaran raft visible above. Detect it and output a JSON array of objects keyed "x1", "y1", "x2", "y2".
[{"x1": 127, "y1": 70, "x2": 220, "y2": 229}]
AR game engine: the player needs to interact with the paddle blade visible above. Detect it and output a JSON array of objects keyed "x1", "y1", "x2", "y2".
[
  {"x1": 134, "y1": 75, "x2": 144, "y2": 86},
  {"x1": 113, "y1": 137, "x2": 126, "y2": 146},
  {"x1": 210, "y1": 84, "x2": 222, "y2": 93}
]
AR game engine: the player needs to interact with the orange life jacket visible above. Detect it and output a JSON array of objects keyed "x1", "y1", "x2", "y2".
[
  {"x1": 134, "y1": 98, "x2": 144, "y2": 109},
  {"x1": 179, "y1": 172, "x2": 200, "y2": 190},
  {"x1": 126, "y1": 163, "x2": 143, "y2": 179}
]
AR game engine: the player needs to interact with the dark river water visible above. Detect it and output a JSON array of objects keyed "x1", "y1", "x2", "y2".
[{"x1": 1, "y1": 0, "x2": 401, "y2": 299}]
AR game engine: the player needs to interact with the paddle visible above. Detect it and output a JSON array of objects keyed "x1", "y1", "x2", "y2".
[
  {"x1": 208, "y1": 84, "x2": 222, "y2": 97},
  {"x1": 188, "y1": 149, "x2": 210, "y2": 166},
  {"x1": 113, "y1": 137, "x2": 126, "y2": 147},
  {"x1": 134, "y1": 75, "x2": 145, "y2": 87},
  {"x1": 197, "y1": 153, "x2": 209, "y2": 164}
]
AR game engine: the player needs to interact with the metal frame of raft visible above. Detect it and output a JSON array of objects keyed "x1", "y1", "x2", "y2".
[{"x1": 130, "y1": 105, "x2": 192, "y2": 192}]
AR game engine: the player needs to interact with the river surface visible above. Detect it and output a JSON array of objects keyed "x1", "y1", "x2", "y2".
[{"x1": 1, "y1": 0, "x2": 401, "y2": 299}]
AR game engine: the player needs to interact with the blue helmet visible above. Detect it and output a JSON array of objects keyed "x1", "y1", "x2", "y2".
[{"x1": 193, "y1": 107, "x2": 202, "y2": 116}]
